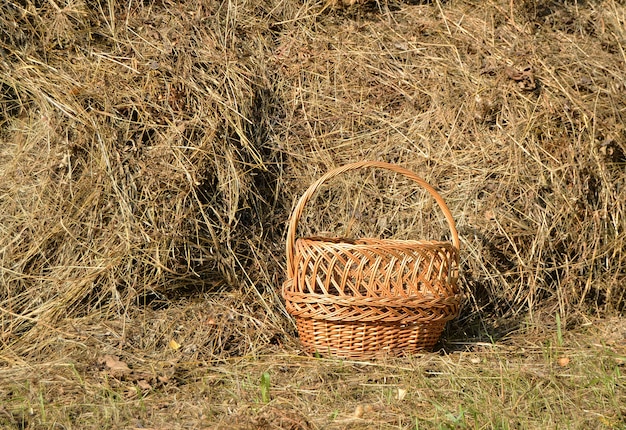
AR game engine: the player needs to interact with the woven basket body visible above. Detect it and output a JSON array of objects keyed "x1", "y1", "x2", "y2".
[{"x1": 283, "y1": 161, "x2": 460, "y2": 359}]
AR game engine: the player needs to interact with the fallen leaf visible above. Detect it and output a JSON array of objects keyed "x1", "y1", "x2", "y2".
[
  {"x1": 168, "y1": 339, "x2": 181, "y2": 350},
  {"x1": 137, "y1": 379, "x2": 152, "y2": 390},
  {"x1": 102, "y1": 355, "x2": 131, "y2": 375},
  {"x1": 504, "y1": 65, "x2": 537, "y2": 90}
]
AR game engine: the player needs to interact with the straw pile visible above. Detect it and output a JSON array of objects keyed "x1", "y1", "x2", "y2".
[{"x1": 1, "y1": 0, "x2": 624, "y2": 358}]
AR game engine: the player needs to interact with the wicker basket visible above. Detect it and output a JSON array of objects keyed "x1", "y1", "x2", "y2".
[{"x1": 282, "y1": 161, "x2": 461, "y2": 359}]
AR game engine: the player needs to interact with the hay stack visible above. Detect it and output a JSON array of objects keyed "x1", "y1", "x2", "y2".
[
  {"x1": 0, "y1": 0, "x2": 285, "y2": 354},
  {"x1": 271, "y1": 0, "x2": 626, "y2": 324}
]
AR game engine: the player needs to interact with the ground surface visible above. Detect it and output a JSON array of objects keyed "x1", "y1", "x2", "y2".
[{"x1": 1, "y1": 313, "x2": 624, "y2": 429}]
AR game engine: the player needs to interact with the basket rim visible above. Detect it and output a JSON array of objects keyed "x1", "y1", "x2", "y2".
[
  {"x1": 283, "y1": 289, "x2": 462, "y2": 307},
  {"x1": 296, "y1": 236, "x2": 458, "y2": 248},
  {"x1": 290, "y1": 311, "x2": 459, "y2": 323},
  {"x1": 284, "y1": 292, "x2": 462, "y2": 323}
]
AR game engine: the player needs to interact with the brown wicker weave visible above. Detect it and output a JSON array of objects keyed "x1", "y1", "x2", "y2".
[{"x1": 282, "y1": 161, "x2": 461, "y2": 359}]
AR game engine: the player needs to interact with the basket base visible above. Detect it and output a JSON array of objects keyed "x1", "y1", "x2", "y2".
[{"x1": 295, "y1": 318, "x2": 445, "y2": 359}]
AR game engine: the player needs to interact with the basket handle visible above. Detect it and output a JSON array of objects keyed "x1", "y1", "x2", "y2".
[{"x1": 286, "y1": 160, "x2": 460, "y2": 278}]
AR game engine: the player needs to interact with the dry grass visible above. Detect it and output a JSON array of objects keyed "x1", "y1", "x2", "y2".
[
  {"x1": 0, "y1": 0, "x2": 625, "y2": 427},
  {"x1": 0, "y1": 314, "x2": 624, "y2": 429}
]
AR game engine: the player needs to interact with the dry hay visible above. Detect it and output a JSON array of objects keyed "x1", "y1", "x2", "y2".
[
  {"x1": 0, "y1": 0, "x2": 625, "y2": 360},
  {"x1": 0, "y1": 0, "x2": 289, "y2": 356},
  {"x1": 271, "y1": 0, "x2": 626, "y2": 323}
]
